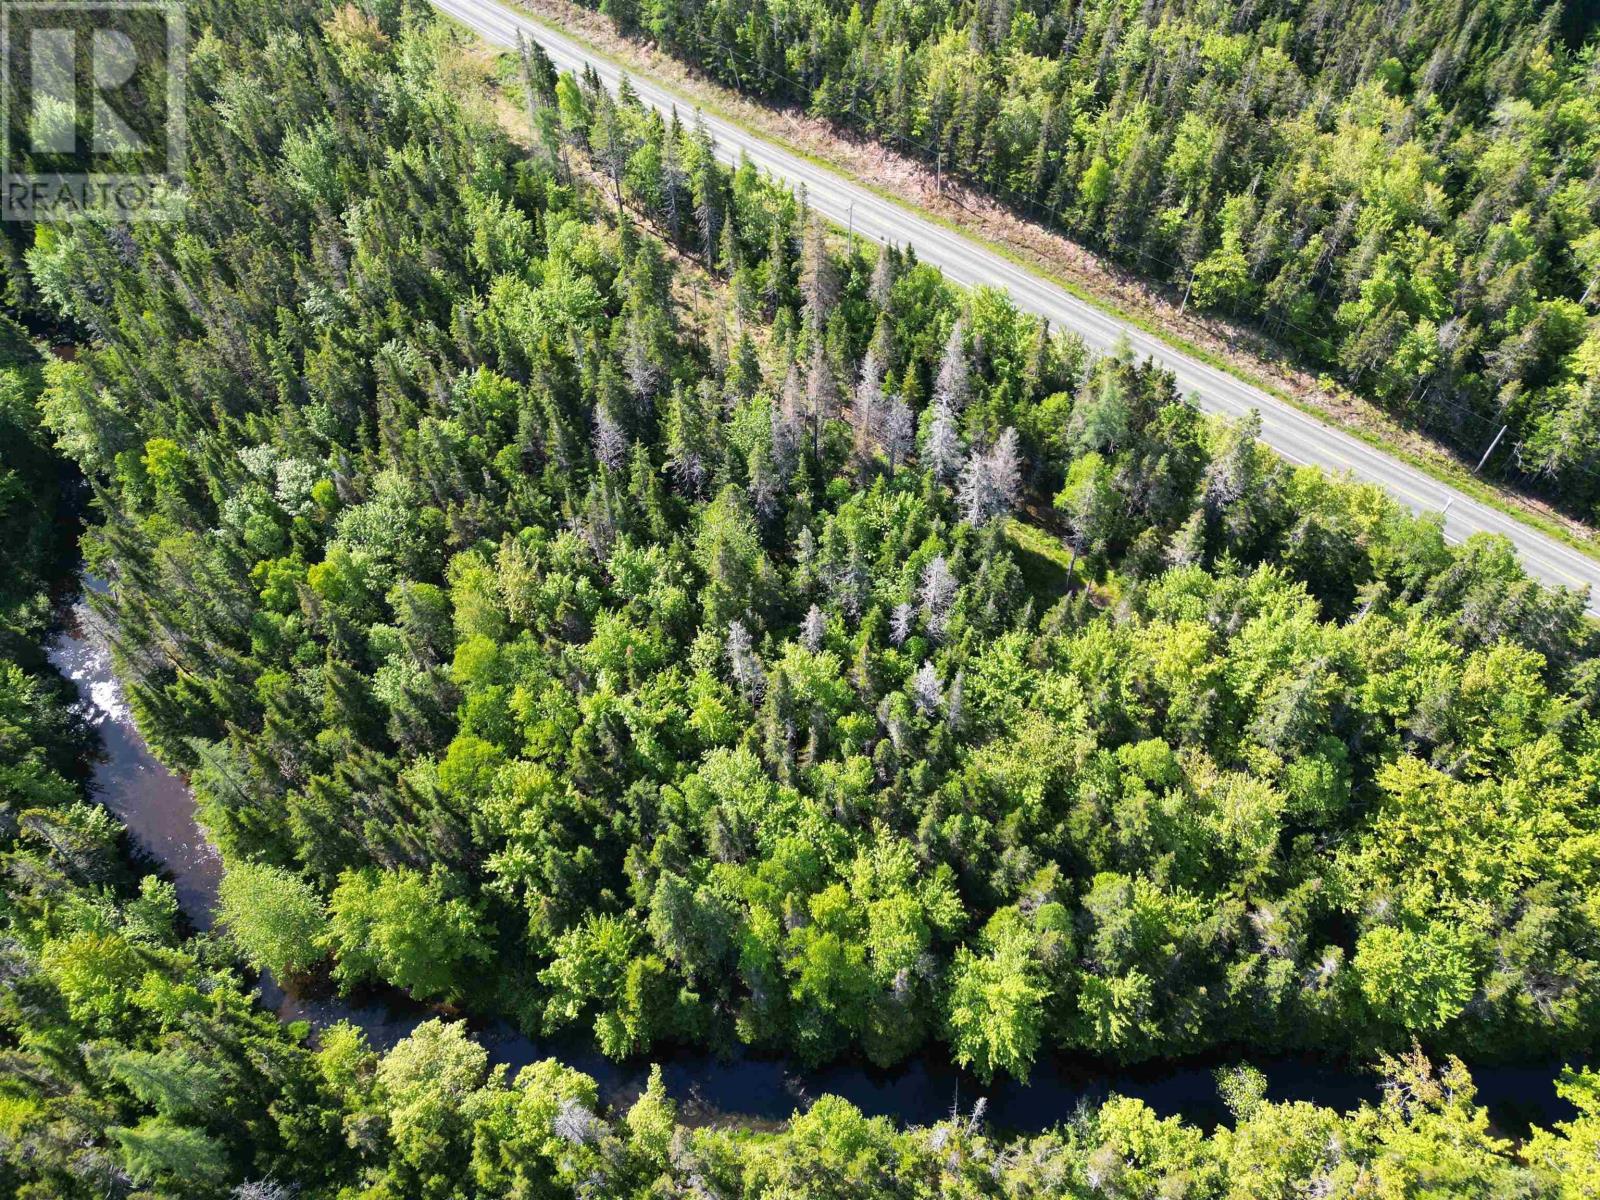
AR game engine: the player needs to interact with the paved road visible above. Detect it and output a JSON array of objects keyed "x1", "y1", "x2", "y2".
[{"x1": 434, "y1": 0, "x2": 1600, "y2": 613}]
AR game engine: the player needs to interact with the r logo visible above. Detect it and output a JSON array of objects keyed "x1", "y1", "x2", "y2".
[{"x1": 2, "y1": 1, "x2": 187, "y2": 221}]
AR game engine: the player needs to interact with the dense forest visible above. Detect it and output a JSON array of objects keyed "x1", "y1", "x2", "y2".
[
  {"x1": 10, "y1": 0, "x2": 1600, "y2": 1075},
  {"x1": 570, "y1": 0, "x2": 1600, "y2": 513},
  {"x1": 5, "y1": 0, "x2": 1600, "y2": 1193},
  {"x1": 0, "y1": 392, "x2": 1598, "y2": 1195}
]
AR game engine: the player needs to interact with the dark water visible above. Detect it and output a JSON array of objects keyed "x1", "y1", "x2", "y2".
[
  {"x1": 45, "y1": 596, "x2": 1582, "y2": 1135},
  {"x1": 47, "y1": 600, "x2": 224, "y2": 923}
]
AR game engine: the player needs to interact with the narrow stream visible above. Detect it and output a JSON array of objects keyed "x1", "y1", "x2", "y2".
[{"x1": 46, "y1": 593, "x2": 1582, "y2": 1135}]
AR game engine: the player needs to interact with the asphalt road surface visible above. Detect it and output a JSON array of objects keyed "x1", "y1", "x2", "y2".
[{"x1": 433, "y1": 0, "x2": 1600, "y2": 614}]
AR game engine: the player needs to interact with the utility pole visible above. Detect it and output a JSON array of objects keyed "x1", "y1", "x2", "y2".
[
  {"x1": 848, "y1": 200, "x2": 854, "y2": 244},
  {"x1": 1474, "y1": 425, "x2": 1507, "y2": 474}
]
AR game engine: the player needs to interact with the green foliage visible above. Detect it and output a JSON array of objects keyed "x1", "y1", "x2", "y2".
[
  {"x1": 218, "y1": 859, "x2": 329, "y2": 978},
  {"x1": 327, "y1": 866, "x2": 489, "y2": 1001},
  {"x1": 112, "y1": 1117, "x2": 231, "y2": 1193},
  {"x1": 0, "y1": 326, "x2": 77, "y2": 659},
  {"x1": 946, "y1": 917, "x2": 1047, "y2": 1083}
]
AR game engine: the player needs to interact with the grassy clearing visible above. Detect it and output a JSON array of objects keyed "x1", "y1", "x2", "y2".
[{"x1": 1004, "y1": 519, "x2": 1078, "y2": 606}]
